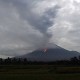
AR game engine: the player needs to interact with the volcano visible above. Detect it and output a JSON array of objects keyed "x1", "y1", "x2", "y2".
[{"x1": 18, "y1": 44, "x2": 80, "y2": 61}]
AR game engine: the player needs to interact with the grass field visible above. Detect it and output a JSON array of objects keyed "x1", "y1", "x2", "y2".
[{"x1": 0, "y1": 65, "x2": 80, "y2": 80}]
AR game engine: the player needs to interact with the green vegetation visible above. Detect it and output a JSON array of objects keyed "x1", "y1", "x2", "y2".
[{"x1": 0, "y1": 65, "x2": 80, "y2": 80}]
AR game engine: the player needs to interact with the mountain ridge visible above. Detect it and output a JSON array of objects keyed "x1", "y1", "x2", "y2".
[{"x1": 17, "y1": 46, "x2": 80, "y2": 61}]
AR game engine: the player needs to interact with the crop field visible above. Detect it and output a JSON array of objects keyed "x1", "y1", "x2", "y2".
[{"x1": 0, "y1": 65, "x2": 80, "y2": 80}]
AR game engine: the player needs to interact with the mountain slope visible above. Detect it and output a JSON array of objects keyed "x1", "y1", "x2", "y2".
[{"x1": 18, "y1": 46, "x2": 80, "y2": 61}]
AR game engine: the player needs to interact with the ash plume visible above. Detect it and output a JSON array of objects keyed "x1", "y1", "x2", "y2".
[
  {"x1": 27, "y1": 5, "x2": 60, "y2": 48},
  {"x1": 0, "y1": 0, "x2": 80, "y2": 57}
]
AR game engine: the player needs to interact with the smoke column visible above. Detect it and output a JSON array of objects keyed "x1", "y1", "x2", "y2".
[{"x1": 29, "y1": 5, "x2": 60, "y2": 48}]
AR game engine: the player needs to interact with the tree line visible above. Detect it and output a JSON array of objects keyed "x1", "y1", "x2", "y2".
[{"x1": 0, "y1": 56, "x2": 80, "y2": 65}]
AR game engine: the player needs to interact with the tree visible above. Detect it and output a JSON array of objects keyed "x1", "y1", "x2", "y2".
[
  {"x1": 23, "y1": 58, "x2": 27, "y2": 64},
  {"x1": 70, "y1": 57, "x2": 78, "y2": 65}
]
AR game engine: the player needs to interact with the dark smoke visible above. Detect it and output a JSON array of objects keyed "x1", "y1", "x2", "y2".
[{"x1": 15, "y1": 3, "x2": 60, "y2": 48}]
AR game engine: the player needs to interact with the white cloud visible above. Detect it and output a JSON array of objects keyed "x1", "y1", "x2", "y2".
[
  {"x1": 48, "y1": 0, "x2": 80, "y2": 52},
  {"x1": 0, "y1": 0, "x2": 44, "y2": 53}
]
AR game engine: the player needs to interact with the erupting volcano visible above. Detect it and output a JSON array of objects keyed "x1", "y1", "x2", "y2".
[{"x1": 17, "y1": 44, "x2": 80, "y2": 61}]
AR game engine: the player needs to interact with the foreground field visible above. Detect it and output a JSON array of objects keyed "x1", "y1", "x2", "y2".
[{"x1": 0, "y1": 65, "x2": 80, "y2": 80}]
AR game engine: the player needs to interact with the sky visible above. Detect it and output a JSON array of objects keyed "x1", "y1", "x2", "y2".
[{"x1": 0, "y1": 0, "x2": 80, "y2": 58}]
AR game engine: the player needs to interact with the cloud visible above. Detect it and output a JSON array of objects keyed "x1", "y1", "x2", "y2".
[
  {"x1": 49, "y1": 0, "x2": 80, "y2": 51},
  {"x1": 0, "y1": 0, "x2": 59, "y2": 57},
  {"x1": 0, "y1": 0, "x2": 80, "y2": 57}
]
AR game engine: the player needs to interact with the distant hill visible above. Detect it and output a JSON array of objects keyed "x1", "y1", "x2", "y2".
[{"x1": 18, "y1": 45, "x2": 80, "y2": 61}]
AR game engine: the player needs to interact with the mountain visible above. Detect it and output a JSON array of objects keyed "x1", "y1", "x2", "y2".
[{"x1": 17, "y1": 45, "x2": 80, "y2": 61}]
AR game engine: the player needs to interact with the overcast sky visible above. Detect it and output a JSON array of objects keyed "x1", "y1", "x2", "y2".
[{"x1": 0, "y1": 0, "x2": 80, "y2": 58}]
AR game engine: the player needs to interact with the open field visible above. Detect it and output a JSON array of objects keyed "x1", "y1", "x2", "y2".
[{"x1": 0, "y1": 65, "x2": 80, "y2": 80}]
